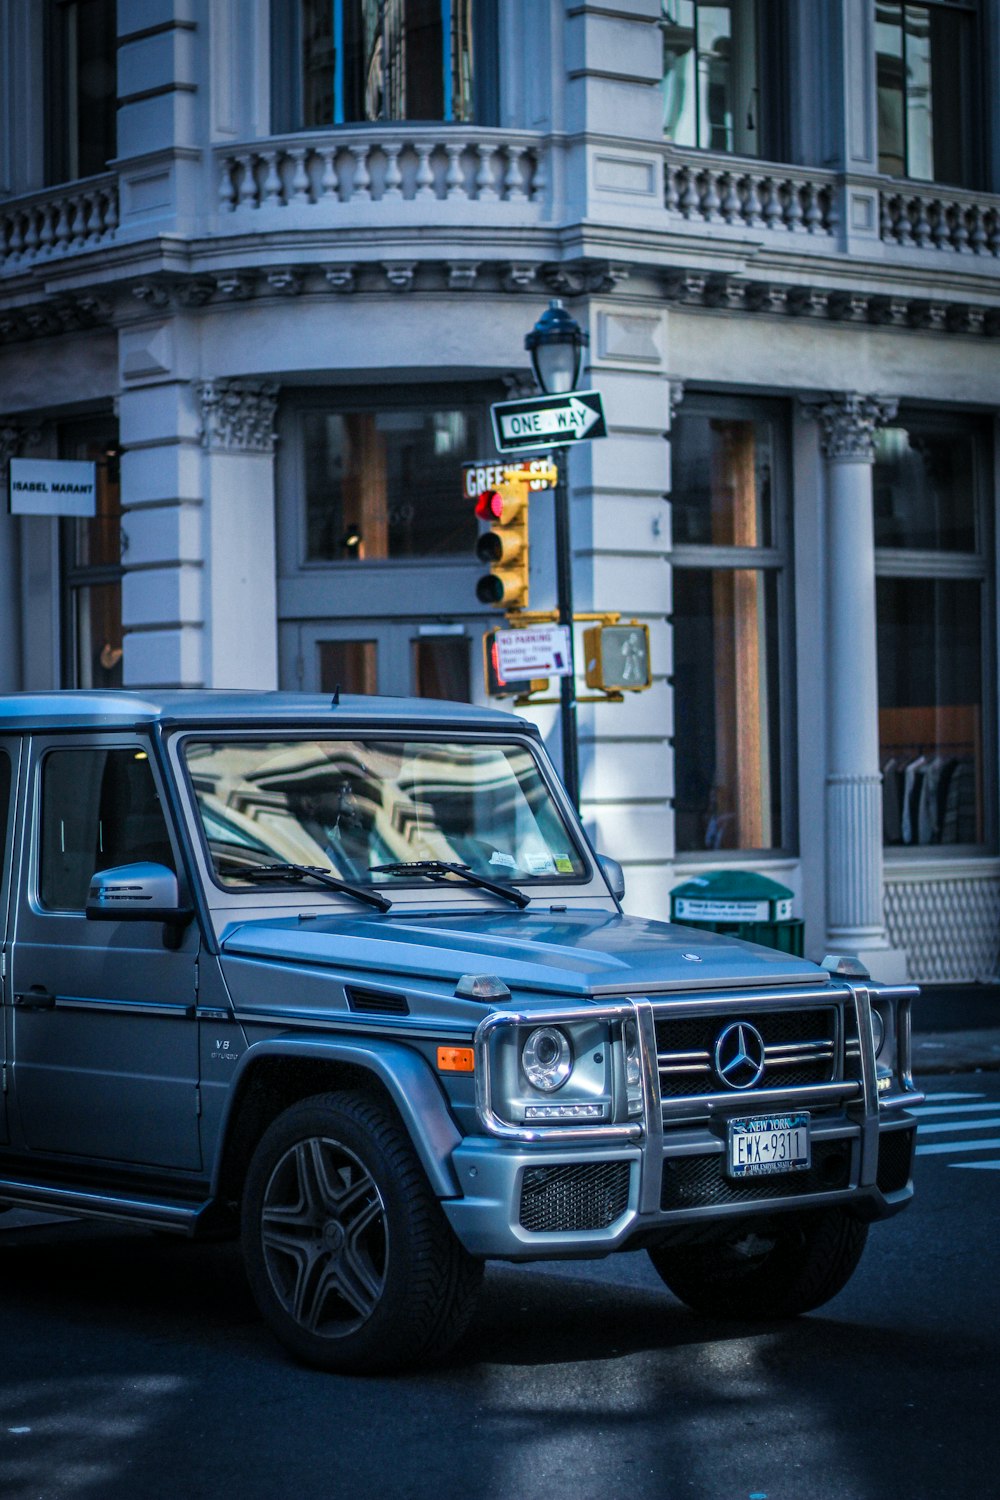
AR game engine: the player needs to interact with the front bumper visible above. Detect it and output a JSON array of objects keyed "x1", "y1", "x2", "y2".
[{"x1": 441, "y1": 979, "x2": 922, "y2": 1260}]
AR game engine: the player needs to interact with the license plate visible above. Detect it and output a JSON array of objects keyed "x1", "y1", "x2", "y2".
[{"x1": 727, "y1": 1113, "x2": 811, "y2": 1178}]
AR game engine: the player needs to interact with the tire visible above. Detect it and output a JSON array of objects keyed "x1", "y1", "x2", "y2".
[
  {"x1": 648, "y1": 1208, "x2": 869, "y2": 1321},
  {"x1": 241, "y1": 1091, "x2": 482, "y2": 1373}
]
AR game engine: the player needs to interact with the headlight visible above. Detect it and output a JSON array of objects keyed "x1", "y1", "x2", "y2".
[
  {"x1": 475, "y1": 1009, "x2": 635, "y2": 1133},
  {"x1": 522, "y1": 1027, "x2": 572, "y2": 1092},
  {"x1": 870, "y1": 1006, "x2": 885, "y2": 1056}
]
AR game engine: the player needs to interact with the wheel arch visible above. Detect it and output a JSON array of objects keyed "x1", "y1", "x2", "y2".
[{"x1": 213, "y1": 1038, "x2": 463, "y2": 1205}]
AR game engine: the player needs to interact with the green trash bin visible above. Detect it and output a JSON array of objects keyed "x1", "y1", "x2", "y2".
[{"x1": 669, "y1": 870, "x2": 804, "y2": 956}]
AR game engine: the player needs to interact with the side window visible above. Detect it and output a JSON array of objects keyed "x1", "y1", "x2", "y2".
[{"x1": 40, "y1": 748, "x2": 175, "y2": 911}]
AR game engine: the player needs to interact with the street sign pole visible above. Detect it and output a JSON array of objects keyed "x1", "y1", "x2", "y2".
[{"x1": 553, "y1": 447, "x2": 580, "y2": 809}]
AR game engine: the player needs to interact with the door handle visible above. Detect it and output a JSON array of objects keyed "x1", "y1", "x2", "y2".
[{"x1": 13, "y1": 988, "x2": 56, "y2": 1010}]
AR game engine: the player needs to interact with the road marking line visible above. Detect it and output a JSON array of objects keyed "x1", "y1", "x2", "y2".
[
  {"x1": 911, "y1": 1102, "x2": 995, "y2": 1116},
  {"x1": 918, "y1": 1091, "x2": 984, "y2": 1102},
  {"x1": 912, "y1": 1116, "x2": 1000, "y2": 1134},
  {"x1": 949, "y1": 1160, "x2": 1000, "y2": 1171},
  {"x1": 915, "y1": 1137, "x2": 1000, "y2": 1156}
]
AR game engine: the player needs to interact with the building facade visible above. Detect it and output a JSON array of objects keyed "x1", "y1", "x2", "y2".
[{"x1": 2, "y1": 0, "x2": 1000, "y2": 983}]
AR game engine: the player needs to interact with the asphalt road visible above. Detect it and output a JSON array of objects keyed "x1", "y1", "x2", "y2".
[{"x1": 0, "y1": 1072, "x2": 996, "y2": 1500}]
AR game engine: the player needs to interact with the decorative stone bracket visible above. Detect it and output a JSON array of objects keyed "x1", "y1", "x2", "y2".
[{"x1": 196, "y1": 379, "x2": 279, "y2": 454}]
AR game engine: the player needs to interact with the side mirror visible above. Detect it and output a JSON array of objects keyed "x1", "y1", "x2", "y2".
[
  {"x1": 86, "y1": 862, "x2": 192, "y2": 926},
  {"x1": 596, "y1": 853, "x2": 625, "y2": 902}
]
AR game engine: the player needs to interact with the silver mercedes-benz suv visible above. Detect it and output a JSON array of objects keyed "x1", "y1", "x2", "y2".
[{"x1": 0, "y1": 691, "x2": 922, "y2": 1372}]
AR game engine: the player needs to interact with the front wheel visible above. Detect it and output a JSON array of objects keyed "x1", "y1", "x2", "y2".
[
  {"x1": 241, "y1": 1091, "x2": 482, "y2": 1373},
  {"x1": 648, "y1": 1208, "x2": 869, "y2": 1320}
]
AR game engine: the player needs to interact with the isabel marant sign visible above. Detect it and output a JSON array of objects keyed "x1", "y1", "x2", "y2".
[{"x1": 8, "y1": 458, "x2": 97, "y2": 517}]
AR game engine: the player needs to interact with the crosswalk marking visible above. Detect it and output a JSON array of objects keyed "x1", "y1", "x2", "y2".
[
  {"x1": 912, "y1": 1116, "x2": 1000, "y2": 1135},
  {"x1": 915, "y1": 1137, "x2": 1000, "y2": 1156},
  {"x1": 911, "y1": 1101, "x2": 996, "y2": 1116},
  {"x1": 910, "y1": 1090, "x2": 1000, "y2": 1168}
]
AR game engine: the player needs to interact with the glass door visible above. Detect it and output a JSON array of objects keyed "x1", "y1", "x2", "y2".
[{"x1": 281, "y1": 622, "x2": 473, "y2": 702}]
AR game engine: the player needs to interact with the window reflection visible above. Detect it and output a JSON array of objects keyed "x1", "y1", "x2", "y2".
[
  {"x1": 672, "y1": 416, "x2": 773, "y2": 547},
  {"x1": 876, "y1": 1, "x2": 977, "y2": 187},
  {"x1": 873, "y1": 427, "x2": 976, "y2": 551},
  {"x1": 184, "y1": 738, "x2": 586, "y2": 886},
  {"x1": 671, "y1": 408, "x2": 786, "y2": 853},
  {"x1": 297, "y1": 0, "x2": 479, "y2": 126},
  {"x1": 662, "y1": 0, "x2": 765, "y2": 157},
  {"x1": 878, "y1": 579, "x2": 983, "y2": 845},
  {"x1": 304, "y1": 406, "x2": 477, "y2": 562},
  {"x1": 674, "y1": 569, "x2": 781, "y2": 851}
]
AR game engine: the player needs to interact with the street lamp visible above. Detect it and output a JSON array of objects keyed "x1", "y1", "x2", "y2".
[
  {"x1": 524, "y1": 300, "x2": 588, "y2": 809},
  {"x1": 525, "y1": 299, "x2": 588, "y2": 395}
]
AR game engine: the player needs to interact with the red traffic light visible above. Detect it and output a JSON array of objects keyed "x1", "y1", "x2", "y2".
[{"x1": 475, "y1": 488, "x2": 505, "y2": 521}]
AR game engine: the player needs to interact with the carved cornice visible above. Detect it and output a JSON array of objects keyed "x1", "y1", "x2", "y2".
[
  {"x1": 662, "y1": 268, "x2": 1000, "y2": 339},
  {"x1": 801, "y1": 393, "x2": 899, "y2": 462},
  {"x1": 541, "y1": 260, "x2": 628, "y2": 297},
  {"x1": 196, "y1": 379, "x2": 279, "y2": 454}
]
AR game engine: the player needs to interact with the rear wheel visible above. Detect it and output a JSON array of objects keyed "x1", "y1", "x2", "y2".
[
  {"x1": 241, "y1": 1091, "x2": 482, "y2": 1373},
  {"x1": 648, "y1": 1208, "x2": 869, "y2": 1320}
]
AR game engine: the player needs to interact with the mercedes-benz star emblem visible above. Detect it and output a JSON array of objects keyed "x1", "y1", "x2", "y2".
[{"x1": 713, "y1": 1021, "x2": 767, "y2": 1090}]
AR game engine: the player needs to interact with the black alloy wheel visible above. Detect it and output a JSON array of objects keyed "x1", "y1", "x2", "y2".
[{"x1": 241, "y1": 1091, "x2": 482, "y2": 1373}]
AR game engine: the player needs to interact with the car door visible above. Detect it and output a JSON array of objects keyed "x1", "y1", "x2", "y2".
[
  {"x1": 8, "y1": 733, "x2": 201, "y2": 1170},
  {"x1": 0, "y1": 736, "x2": 20, "y2": 1146}
]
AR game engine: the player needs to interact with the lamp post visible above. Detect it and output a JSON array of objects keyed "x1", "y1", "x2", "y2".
[{"x1": 525, "y1": 300, "x2": 588, "y2": 809}]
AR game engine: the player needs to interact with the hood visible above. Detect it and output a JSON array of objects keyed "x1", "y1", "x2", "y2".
[{"x1": 220, "y1": 908, "x2": 826, "y2": 999}]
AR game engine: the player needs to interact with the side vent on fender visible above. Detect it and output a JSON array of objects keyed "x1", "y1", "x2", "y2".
[{"x1": 345, "y1": 986, "x2": 410, "y2": 1016}]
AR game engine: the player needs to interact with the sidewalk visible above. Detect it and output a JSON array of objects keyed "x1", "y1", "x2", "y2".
[{"x1": 912, "y1": 983, "x2": 1000, "y2": 1075}]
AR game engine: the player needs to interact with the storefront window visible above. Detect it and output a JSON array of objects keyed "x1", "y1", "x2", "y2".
[
  {"x1": 274, "y1": 0, "x2": 498, "y2": 130},
  {"x1": 671, "y1": 405, "x2": 791, "y2": 854},
  {"x1": 875, "y1": 416, "x2": 992, "y2": 849},
  {"x1": 58, "y1": 423, "x2": 122, "y2": 689},
  {"x1": 45, "y1": 0, "x2": 117, "y2": 185},
  {"x1": 661, "y1": 0, "x2": 786, "y2": 160},
  {"x1": 876, "y1": 1, "x2": 978, "y2": 187},
  {"x1": 873, "y1": 425, "x2": 976, "y2": 550},
  {"x1": 303, "y1": 404, "x2": 478, "y2": 562}
]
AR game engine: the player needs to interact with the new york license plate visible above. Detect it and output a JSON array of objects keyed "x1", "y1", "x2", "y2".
[{"x1": 727, "y1": 1113, "x2": 811, "y2": 1178}]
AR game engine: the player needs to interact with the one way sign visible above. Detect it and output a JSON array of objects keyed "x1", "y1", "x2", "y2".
[{"x1": 490, "y1": 390, "x2": 607, "y2": 453}]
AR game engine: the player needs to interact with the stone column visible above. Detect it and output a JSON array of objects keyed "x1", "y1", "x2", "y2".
[
  {"x1": 805, "y1": 393, "x2": 907, "y2": 981},
  {"x1": 196, "y1": 379, "x2": 279, "y2": 689}
]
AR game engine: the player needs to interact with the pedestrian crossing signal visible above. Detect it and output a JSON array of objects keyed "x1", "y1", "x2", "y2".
[{"x1": 583, "y1": 623, "x2": 652, "y2": 692}]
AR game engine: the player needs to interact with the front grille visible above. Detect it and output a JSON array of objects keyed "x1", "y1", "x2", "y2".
[
  {"x1": 519, "y1": 1161, "x2": 631, "y2": 1233},
  {"x1": 876, "y1": 1127, "x2": 915, "y2": 1194},
  {"x1": 660, "y1": 1140, "x2": 853, "y2": 1211},
  {"x1": 655, "y1": 1007, "x2": 838, "y2": 1100}
]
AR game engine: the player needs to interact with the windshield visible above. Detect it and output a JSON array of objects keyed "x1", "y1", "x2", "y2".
[{"x1": 183, "y1": 736, "x2": 588, "y2": 891}]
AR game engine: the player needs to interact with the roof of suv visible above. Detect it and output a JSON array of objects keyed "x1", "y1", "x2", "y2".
[{"x1": 0, "y1": 690, "x2": 526, "y2": 733}]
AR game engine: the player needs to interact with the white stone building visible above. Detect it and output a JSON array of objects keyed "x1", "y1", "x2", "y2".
[{"x1": 2, "y1": 0, "x2": 1000, "y2": 983}]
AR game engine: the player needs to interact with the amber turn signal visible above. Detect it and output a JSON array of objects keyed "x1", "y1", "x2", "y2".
[{"x1": 437, "y1": 1046, "x2": 475, "y2": 1073}]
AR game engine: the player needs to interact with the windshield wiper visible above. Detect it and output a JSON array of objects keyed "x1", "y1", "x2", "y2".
[
  {"x1": 370, "y1": 860, "x2": 530, "y2": 909},
  {"x1": 220, "y1": 860, "x2": 392, "y2": 912}
]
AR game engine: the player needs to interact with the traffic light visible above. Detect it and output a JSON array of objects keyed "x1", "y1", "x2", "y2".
[
  {"x1": 483, "y1": 629, "x2": 548, "y2": 698},
  {"x1": 474, "y1": 482, "x2": 529, "y2": 612},
  {"x1": 583, "y1": 623, "x2": 652, "y2": 692}
]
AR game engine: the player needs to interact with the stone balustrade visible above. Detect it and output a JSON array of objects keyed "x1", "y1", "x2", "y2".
[
  {"x1": 0, "y1": 176, "x2": 119, "y2": 274},
  {"x1": 880, "y1": 184, "x2": 1000, "y2": 255},
  {"x1": 664, "y1": 148, "x2": 838, "y2": 236},
  {"x1": 216, "y1": 128, "x2": 547, "y2": 213}
]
